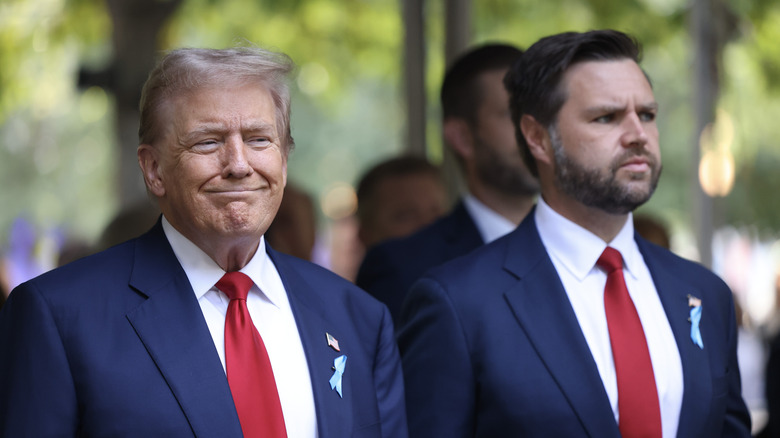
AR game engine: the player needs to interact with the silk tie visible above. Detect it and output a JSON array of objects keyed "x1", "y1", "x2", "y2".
[
  {"x1": 217, "y1": 271, "x2": 287, "y2": 438},
  {"x1": 598, "y1": 247, "x2": 662, "y2": 438}
]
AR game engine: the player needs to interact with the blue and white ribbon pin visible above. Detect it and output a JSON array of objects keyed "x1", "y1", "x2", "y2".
[
  {"x1": 688, "y1": 295, "x2": 704, "y2": 349},
  {"x1": 329, "y1": 355, "x2": 347, "y2": 398}
]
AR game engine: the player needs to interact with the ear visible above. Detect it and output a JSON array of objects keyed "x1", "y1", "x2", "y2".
[
  {"x1": 282, "y1": 162, "x2": 288, "y2": 188},
  {"x1": 137, "y1": 144, "x2": 166, "y2": 197},
  {"x1": 520, "y1": 115, "x2": 553, "y2": 167},
  {"x1": 442, "y1": 118, "x2": 474, "y2": 160}
]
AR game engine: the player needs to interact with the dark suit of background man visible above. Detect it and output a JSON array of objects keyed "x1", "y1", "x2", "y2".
[
  {"x1": 399, "y1": 30, "x2": 751, "y2": 437},
  {"x1": 0, "y1": 46, "x2": 407, "y2": 437},
  {"x1": 356, "y1": 44, "x2": 539, "y2": 324}
]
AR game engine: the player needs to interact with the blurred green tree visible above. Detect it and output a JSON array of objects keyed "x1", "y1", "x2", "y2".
[{"x1": 0, "y1": 0, "x2": 779, "y2": 254}]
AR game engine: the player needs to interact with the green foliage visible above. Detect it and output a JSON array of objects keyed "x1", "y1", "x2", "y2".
[
  {"x1": 164, "y1": 0, "x2": 402, "y2": 105},
  {"x1": 727, "y1": 150, "x2": 780, "y2": 231},
  {"x1": 2, "y1": 0, "x2": 780, "y2": 251},
  {"x1": 751, "y1": 9, "x2": 780, "y2": 91},
  {"x1": 0, "y1": 0, "x2": 116, "y2": 246}
]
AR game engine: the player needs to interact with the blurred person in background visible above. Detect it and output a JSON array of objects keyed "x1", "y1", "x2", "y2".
[
  {"x1": 0, "y1": 260, "x2": 7, "y2": 310},
  {"x1": 634, "y1": 214, "x2": 671, "y2": 249},
  {"x1": 265, "y1": 183, "x2": 318, "y2": 261},
  {"x1": 758, "y1": 276, "x2": 780, "y2": 438},
  {"x1": 94, "y1": 201, "x2": 161, "y2": 253},
  {"x1": 2, "y1": 217, "x2": 52, "y2": 290},
  {"x1": 356, "y1": 155, "x2": 448, "y2": 250},
  {"x1": 357, "y1": 43, "x2": 538, "y2": 324}
]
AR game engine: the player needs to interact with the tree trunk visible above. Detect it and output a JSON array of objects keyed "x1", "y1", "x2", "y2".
[{"x1": 105, "y1": 0, "x2": 182, "y2": 209}]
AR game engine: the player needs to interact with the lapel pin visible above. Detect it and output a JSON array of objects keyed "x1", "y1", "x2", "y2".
[
  {"x1": 329, "y1": 355, "x2": 347, "y2": 398},
  {"x1": 687, "y1": 294, "x2": 704, "y2": 349},
  {"x1": 326, "y1": 332, "x2": 340, "y2": 352}
]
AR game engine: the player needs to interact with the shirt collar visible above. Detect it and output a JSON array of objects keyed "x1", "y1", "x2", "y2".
[
  {"x1": 462, "y1": 193, "x2": 516, "y2": 244},
  {"x1": 534, "y1": 197, "x2": 639, "y2": 280},
  {"x1": 161, "y1": 216, "x2": 282, "y2": 307}
]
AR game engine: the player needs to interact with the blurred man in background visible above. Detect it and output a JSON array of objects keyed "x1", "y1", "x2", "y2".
[
  {"x1": 357, "y1": 43, "x2": 538, "y2": 324},
  {"x1": 356, "y1": 155, "x2": 448, "y2": 250}
]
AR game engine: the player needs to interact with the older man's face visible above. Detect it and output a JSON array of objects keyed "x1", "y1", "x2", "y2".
[{"x1": 143, "y1": 83, "x2": 287, "y2": 249}]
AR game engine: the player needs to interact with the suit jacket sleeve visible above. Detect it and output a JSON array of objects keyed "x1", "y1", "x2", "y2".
[
  {"x1": 356, "y1": 243, "x2": 414, "y2": 327},
  {"x1": 0, "y1": 282, "x2": 79, "y2": 435},
  {"x1": 373, "y1": 302, "x2": 409, "y2": 438},
  {"x1": 397, "y1": 277, "x2": 475, "y2": 438}
]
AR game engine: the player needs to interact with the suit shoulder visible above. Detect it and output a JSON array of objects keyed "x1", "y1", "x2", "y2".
[
  {"x1": 640, "y1": 240, "x2": 727, "y2": 287},
  {"x1": 358, "y1": 208, "x2": 481, "y2": 284},
  {"x1": 18, "y1": 240, "x2": 135, "y2": 294},
  {"x1": 406, "y1": 235, "x2": 515, "y2": 314},
  {"x1": 369, "y1": 219, "x2": 452, "y2": 261},
  {"x1": 5, "y1": 240, "x2": 140, "y2": 323},
  {"x1": 273, "y1": 251, "x2": 386, "y2": 307},
  {"x1": 425, "y1": 233, "x2": 510, "y2": 280},
  {"x1": 356, "y1": 219, "x2": 455, "y2": 291}
]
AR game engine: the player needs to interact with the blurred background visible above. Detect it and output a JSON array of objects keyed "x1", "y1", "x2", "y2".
[{"x1": 2, "y1": 0, "x2": 780, "y2": 412}]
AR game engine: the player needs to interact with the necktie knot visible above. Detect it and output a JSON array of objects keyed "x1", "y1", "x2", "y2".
[
  {"x1": 216, "y1": 271, "x2": 254, "y2": 301},
  {"x1": 597, "y1": 246, "x2": 623, "y2": 274}
]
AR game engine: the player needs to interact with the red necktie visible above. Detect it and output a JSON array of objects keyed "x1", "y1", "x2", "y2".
[
  {"x1": 217, "y1": 272, "x2": 288, "y2": 438},
  {"x1": 598, "y1": 247, "x2": 662, "y2": 438}
]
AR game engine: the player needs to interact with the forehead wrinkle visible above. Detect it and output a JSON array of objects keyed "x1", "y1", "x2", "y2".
[
  {"x1": 177, "y1": 122, "x2": 229, "y2": 145},
  {"x1": 179, "y1": 119, "x2": 276, "y2": 143},
  {"x1": 241, "y1": 120, "x2": 276, "y2": 134}
]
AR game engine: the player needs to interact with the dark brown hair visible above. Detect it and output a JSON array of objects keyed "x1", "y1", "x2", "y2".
[{"x1": 504, "y1": 30, "x2": 643, "y2": 176}]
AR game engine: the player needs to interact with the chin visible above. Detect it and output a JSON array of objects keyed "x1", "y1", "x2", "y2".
[{"x1": 214, "y1": 213, "x2": 259, "y2": 235}]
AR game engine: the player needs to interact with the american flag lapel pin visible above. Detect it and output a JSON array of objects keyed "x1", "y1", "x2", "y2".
[{"x1": 326, "y1": 332, "x2": 340, "y2": 352}]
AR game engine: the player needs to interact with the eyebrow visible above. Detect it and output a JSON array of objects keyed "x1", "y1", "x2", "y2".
[
  {"x1": 179, "y1": 121, "x2": 277, "y2": 144},
  {"x1": 584, "y1": 101, "x2": 659, "y2": 117}
]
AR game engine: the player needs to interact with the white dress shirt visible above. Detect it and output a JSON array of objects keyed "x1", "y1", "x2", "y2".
[
  {"x1": 462, "y1": 194, "x2": 517, "y2": 244},
  {"x1": 162, "y1": 218, "x2": 318, "y2": 438},
  {"x1": 534, "y1": 198, "x2": 683, "y2": 438}
]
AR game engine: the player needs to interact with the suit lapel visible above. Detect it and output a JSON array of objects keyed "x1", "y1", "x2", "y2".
[
  {"x1": 271, "y1": 250, "x2": 351, "y2": 438},
  {"x1": 126, "y1": 222, "x2": 242, "y2": 437},
  {"x1": 638, "y1": 238, "x2": 711, "y2": 438},
  {"x1": 502, "y1": 215, "x2": 620, "y2": 438}
]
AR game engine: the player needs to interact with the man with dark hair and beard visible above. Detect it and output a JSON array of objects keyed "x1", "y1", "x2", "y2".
[
  {"x1": 399, "y1": 30, "x2": 751, "y2": 437},
  {"x1": 356, "y1": 43, "x2": 538, "y2": 325}
]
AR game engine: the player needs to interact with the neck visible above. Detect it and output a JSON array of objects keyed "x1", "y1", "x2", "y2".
[
  {"x1": 204, "y1": 238, "x2": 261, "y2": 272},
  {"x1": 163, "y1": 215, "x2": 263, "y2": 272},
  {"x1": 541, "y1": 192, "x2": 629, "y2": 243},
  {"x1": 468, "y1": 185, "x2": 536, "y2": 226}
]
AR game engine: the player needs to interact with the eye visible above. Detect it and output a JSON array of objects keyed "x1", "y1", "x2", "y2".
[
  {"x1": 248, "y1": 137, "x2": 272, "y2": 148},
  {"x1": 594, "y1": 114, "x2": 614, "y2": 123},
  {"x1": 192, "y1": 139, "x2": 220, "y2": 153},
  {"x1": 639, "y1": 111, "x2": 656, "y2": 122}
]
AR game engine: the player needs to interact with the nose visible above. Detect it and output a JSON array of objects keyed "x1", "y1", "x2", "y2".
[
  {"x1": 621, "y1": 112, "x2": 649, "y2": 148},
  {"x1": 222, "y1": 136, "x2": 252, "y2": 178}
]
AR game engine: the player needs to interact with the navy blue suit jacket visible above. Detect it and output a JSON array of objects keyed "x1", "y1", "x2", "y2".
[
  {"x1": 356, "y1": 202, "x2": 484, "y2": 325},
  {"x1": 0, "y1": 221, "x2": 407, "y2": 437},
  {"x1": 398, "y1": 211, "x2": 751, "y2": 437}
]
